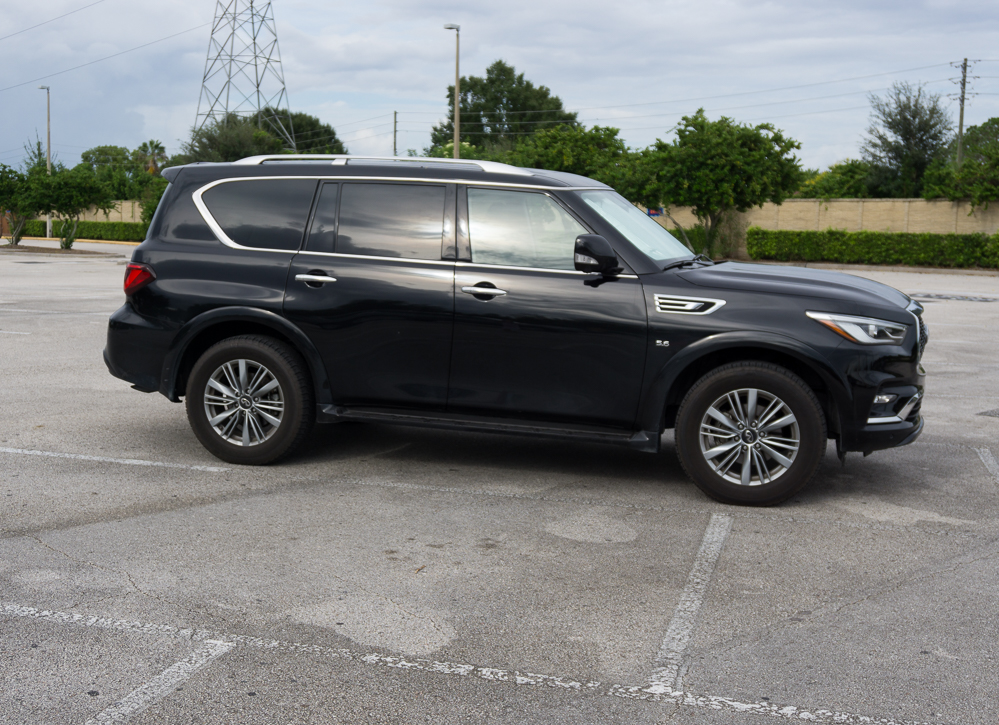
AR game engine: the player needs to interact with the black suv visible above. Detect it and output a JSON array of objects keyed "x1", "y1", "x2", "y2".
[{"x1": 105, "y1": 155, "x2": 926, "y2": 505}]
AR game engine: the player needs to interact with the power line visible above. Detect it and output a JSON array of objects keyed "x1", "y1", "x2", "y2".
[
  {"x1": 0, "y1": 0, "x2": 108, "y2": 42},
  {"x1": 398, "y1": 62, "x2": 956, "y2": 119},
  {"x1": 0, "y1": 22, "x2": 210, "y2": 93}
]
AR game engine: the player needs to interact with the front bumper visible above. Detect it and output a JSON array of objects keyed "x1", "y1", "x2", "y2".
[{"x1": 842, "y1": 414, "x2": 923, "y2": 453}]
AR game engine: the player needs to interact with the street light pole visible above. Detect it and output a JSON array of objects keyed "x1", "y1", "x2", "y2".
[
  {"x1": 38, "y1": 85, "x2": 52, "y2": 238},
  {"x1": 444, "y1": 24, "x2": 460, "y2": 159}
]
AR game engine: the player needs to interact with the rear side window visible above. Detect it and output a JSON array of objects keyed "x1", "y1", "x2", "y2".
[
  {"x1": 336, "y1": 183, "x2": 446, "y2": 260},
  {"x1": 201, "y1": 179, "x2": 317, "y2": 251},
  {"x1": 467, "y1": 188, "x2": 586, "y2": 270}
]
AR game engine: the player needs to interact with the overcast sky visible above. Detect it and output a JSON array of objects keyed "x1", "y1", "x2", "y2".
[{"x1": 1, "y1": 0, "x2": 997, "y2": 172}]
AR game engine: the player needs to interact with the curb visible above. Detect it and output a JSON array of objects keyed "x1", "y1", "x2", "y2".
[
  {"x1": 19, "y1": 237, "x2": 140, "y2": 247},
  {"x1": 758, "y1": 260, "x2": 999, "y2": 277}
]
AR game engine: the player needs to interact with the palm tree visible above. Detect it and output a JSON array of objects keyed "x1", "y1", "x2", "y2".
[{"x1": 137, "y1": 140, "x2": 167, "y2": 174}]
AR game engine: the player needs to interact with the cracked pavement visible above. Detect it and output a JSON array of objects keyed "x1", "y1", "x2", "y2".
[{"x1": 1, "y1": 253, "x2": 998, "y2": 724}]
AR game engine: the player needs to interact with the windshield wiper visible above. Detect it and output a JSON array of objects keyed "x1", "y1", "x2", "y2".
[{"x1": 662, "y1": 254, "x2": 713, "y2": 271}]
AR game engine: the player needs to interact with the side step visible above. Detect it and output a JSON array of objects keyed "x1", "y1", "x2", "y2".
[{"x1": 317, "y1": 405, "x2": 660, "y2": 453}]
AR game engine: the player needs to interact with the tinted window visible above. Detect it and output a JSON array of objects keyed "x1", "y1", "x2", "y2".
[
  {"x1": 306, "y1": 183, "x2": 338, "y2": 254},
  {"x1": 467, "y1": 188, "x2": 586, "y2": 270},
  {"x1": 202, "y1": 179, "x2": 317, "y2": 250},
  {"x1": 337, "y1": 183, "x2": 445, "y2": 260},
  {"x1": 159, "y1": 181, "x2": 217, "y2": 243}
]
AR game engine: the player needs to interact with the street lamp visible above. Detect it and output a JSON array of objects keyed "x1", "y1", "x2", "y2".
[
  {"x1": 443, "y1": 24, "x2": 460, "y2": 159},
  {"x1": 38, "y1": 85, "x2": 52, "y2": 238}
]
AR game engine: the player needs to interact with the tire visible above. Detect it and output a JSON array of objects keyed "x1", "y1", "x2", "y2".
[
  {"x1": 674, "y1": 361, "x2": 826, "y2": 506},
  {"x1": 185, "y1": 335, "x2": 314, "y2": 465}
]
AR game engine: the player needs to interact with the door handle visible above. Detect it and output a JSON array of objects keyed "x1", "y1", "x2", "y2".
[
  {"x1": 296, "y1": 273, "x2": 337, "y2": 285},
  {"x1": 461, "y1": 286, "x2": 507, "y2": 297}
]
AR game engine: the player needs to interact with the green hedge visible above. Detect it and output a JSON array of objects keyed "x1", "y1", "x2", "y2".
[
  {"x1": 22, "y1": 219, "x2": 148, "y2": 242},
  {"x1": 746, "y1": 227, "x2": 999, "y2": 269}
]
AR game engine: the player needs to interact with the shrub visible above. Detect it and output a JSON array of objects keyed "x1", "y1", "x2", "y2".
[
  {"x1": 746, "y1": 226, "x2": 999, "y2": 269},
  {"x1": 22, "y1": 219, "x2": 148, "y2": 242}
]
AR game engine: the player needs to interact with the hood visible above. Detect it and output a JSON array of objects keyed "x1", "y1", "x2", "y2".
[{"x1": 677, "y1": 262, "x2": 911, "y2": 309}]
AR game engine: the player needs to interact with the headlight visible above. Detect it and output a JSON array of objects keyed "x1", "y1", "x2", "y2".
[{"x1": 806, "y1": 311, "x2": 908, "y2": 345}]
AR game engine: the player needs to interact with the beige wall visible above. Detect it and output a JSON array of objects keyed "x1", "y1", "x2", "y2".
[
  {"x1": 656, "y1": 199, "x2": 999, "y2": 259},
  {"x1": 32, "y1": 200, "x2": 143, "y2": 225},
  {"x1": 80, "y1": 200, "x2": 142, "y2": 223}
]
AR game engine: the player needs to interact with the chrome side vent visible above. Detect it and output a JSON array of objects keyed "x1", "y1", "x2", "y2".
[{"x1": 653, "y1": 294, "x2": 726, "y2": 315}]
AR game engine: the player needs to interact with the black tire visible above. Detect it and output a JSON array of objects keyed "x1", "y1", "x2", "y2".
[
  {"x1": 674, "y1": 361, "x2": 826, "y2": 506},
  {"x1": 185, "y1": 335, "x2": 314, "y2": 465}
]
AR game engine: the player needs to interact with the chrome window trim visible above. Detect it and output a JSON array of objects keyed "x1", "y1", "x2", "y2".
[
  {"x1": 653, "y1": 294, "x2": 727, "y2": 315},
  {"x1": 295, "y1": 250, "x2": 456, "y2": 266},
  {"x1": 456, "y1": 261, "x2": 638, "y2": 278},
  {"x1": 192, "y1": 177, "x2": 306, "y2": 254}
]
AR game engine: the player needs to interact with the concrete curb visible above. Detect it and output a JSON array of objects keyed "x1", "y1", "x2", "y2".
[
  {"x1": 757, "y1": 260, "x2": 999, "y2": 277},
  {"x1": 19, "y1": 236, "x2": 140, "y2": 247}
]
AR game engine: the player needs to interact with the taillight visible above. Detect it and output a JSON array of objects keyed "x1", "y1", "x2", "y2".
[{"x1": 123, "y1": 263, "x2": 156, "y2": 295}]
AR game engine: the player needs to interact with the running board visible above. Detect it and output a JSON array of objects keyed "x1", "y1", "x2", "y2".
[{"x1": 317, "y1": 405, "x2": 660, "y2": 453}]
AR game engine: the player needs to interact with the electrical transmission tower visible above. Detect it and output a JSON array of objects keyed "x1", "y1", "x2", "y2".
[{"x1": 195, "y1": 0, "x2": 296, "y2": 149}]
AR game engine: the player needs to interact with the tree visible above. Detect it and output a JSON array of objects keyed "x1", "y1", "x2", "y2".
[
  {"x1": 253, "y1": 109, "x2": 348, "y2": 154},
  {"x1": 429, "y1": 60, "x2": 577, "y2": 154},
  {"x1": 35, "y1": 167, "x2": 115, "y2": 249},
  {"x1": 503, "y1": 124, "x2": 654, "y2": 203},
  {"x1": 646, "y1": 109, "x2": 804, "y2": 253},
  {"x1": 922, "y1": 117, "x2": 999, "y2": 209},
  {"x1": 136, "y1": 140, "x2": 168, "y2": 174},
  {"x1": 140, "y1": 176, "x2": 170, "y2": 226},
  {"x1": 79, "y1": 145, "x2": 150, "y2": 200},
  {"x1": 861, "y1": 82, "x2": 953, "y2": 198},
  {"x1": 797, "y1": 159, "x2": 871, "y2": 199},
  {"x1": 0, "y1": 165, "x2": 47, "y2": 246},
  {"x1": 172, "y1": 115, "x2": 286, "y2": 164},
  {"x1": 22, "y1": 135, "x2": 64, "y2": 175}
]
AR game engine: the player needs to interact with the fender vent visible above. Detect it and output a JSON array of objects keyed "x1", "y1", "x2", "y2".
[{"x1": 653, "y1": 294, "x2": 726, "y2": 315}]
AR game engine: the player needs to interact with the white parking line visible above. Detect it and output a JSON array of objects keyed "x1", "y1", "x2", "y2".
[
  {"x1": 975, "y1": 448, "x2": 999, "y2": 487},
  {"x1": 0, "y1": 330, "x2": 30, "y2": 334},
  {"x1": 647, "y1": 513, "x2": 732, "y2": 693},
  {"x1": 84, "y1": 639, "x2": 233, "y2": 725},
  {"x1": 0, "y1": 447, "x2": 229, "y2": 473},
  {"x1": 2, "y1": 603, "x2": 938, "y2": 725}
]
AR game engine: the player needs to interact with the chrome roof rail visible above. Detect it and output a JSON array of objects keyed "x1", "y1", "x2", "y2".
[{"x1": 232, "y1": 154, "x2": 536, "y2": 176}]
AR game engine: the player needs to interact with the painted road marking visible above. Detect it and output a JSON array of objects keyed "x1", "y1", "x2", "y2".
[
  {"x1": 0, "y1": 330, "x2": 30, "y2": 334},
  {"x1": 84, "y1": 639, "x2": 233, "y2": 725},
  {"x1": 0, "y1": 447, "x2": 229, "y2": 473},
  {"x1": 0, "y1": 308, "x2": 110, "y2": 315},
  {"x1": 2, "y1": 603, "x2": 939, "y2": 725},
  {"x1": 975, "y1": 447, "x2": 999, "y2": 487},
  {"x1": 647, "y1": 513, "x2": 732, "y2": 693}
]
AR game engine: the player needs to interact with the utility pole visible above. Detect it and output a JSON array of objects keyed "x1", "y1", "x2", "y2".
[
  {"x1": 38, "y1": 85, "x2": 52, "y2": 238},
  {"x1": 393, "y1": 111, "x2": 397, "y2": 157},
  {"x1": 444, "y1": 24, "x2": 460, "y2": 159},
  {"x1": 956, "y1": 58, "x2": 968, "y2": 167}
]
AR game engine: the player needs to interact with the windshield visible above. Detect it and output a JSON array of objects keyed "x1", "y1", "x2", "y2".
[{"x1": 577, "y1": 190, "x2": 692, "y2": 264}]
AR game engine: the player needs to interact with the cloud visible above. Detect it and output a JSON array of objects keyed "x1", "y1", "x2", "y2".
[{"x1": 0, "y1": 0, "x2": 995, "y2": 168}]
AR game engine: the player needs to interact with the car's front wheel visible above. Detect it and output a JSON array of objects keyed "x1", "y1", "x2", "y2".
[
  {"x1": 185, "y1": 335, "x2": 314, "y2": 465},
  {"x1": 674, "y1": 362, "x2": 826, "y2": 506}
]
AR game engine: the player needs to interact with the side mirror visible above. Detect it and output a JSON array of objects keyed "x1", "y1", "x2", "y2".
[{"x1": 574, "y1": 235, "x2": 622, "y2": 275}]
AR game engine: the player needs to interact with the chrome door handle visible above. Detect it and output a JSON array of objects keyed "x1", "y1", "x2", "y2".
[
  {"x1": 461, "y1": 286, "x2": 507, "y2": 296},
  {"x1": 296, "y1": 274, "x2": 337, "y2": 284}
]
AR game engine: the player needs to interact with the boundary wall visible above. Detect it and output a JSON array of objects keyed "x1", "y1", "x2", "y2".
[{"x1": 659, "y1": 199, "x2": 999, "y2": 259}]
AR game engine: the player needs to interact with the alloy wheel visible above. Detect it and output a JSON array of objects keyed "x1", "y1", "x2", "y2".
[{"x1": 697, "y1": 388, "x2": 800, "y2": 486}]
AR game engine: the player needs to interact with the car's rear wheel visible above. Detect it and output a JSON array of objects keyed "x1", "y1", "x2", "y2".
[
  {"x1": 675, "y1": 362, "x2": 826, "y2": 506},
  {"x1": 186, "y1": 335, "x2": 313, "y2": 465}
]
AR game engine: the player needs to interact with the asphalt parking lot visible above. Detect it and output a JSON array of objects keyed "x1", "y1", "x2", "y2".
[{"x1": 1, "y1": 248, "x2": 998, "y2": 724}]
